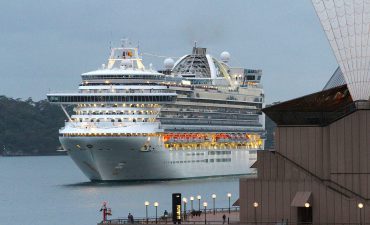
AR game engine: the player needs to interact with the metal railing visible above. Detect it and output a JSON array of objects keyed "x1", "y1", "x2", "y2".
[
  {"x1": 99, "y1": 219, "x2": 232, "y2": 224},
  {"x1": 99, "y1": 207, "x2": 239, "y2": 225},
  {"x1": 99, "y1": 221, "x2": 370, "y2": 225}
]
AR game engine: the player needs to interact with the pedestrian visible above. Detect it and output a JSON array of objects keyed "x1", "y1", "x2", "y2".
[
  {"x1": 128, "y1": 212, "x2": 134, "y2": 223},
  {"x1": 164, "y1": 210, "x2": 168, "y2": 223},
  {"x1": 100, "y1": 202, "x2": 108, "y2": 222},
  {"x1": 222, "y1": 214, "x2": 226, "y2": 224}
]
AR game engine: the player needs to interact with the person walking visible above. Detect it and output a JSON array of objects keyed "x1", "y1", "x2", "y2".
[
  {"x1": 222, "y1": 214, "x2": 226, "y2": 224},
  {"x1": 164, "y1": 210, "x2": 168, "y2": 223},
  {"x1": 128, "y1": 213, "x2": 134, "y2": 223}
]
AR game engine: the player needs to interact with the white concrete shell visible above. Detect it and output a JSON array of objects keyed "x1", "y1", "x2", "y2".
[{"x1": 312, "y1": 0, "x2": 370, "y2": 100}]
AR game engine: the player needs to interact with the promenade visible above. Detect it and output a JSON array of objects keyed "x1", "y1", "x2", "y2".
[
  {"x1": 98, "y1": 208, "x2": 239, "y2": 225},
  {"x1": 184, "y1": 211, "x2": 239, "y2": 224}
]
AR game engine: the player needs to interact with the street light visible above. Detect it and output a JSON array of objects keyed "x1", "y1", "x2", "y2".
[
  {"x1": 197, "y1": 195, "x2": 202, "y2": 211},
  {"x1": 145, "y1": 201, "x2": 150, "y2": 224},
  {"x1": 183, "y1": 198, "x2": 187, "y2": 221},
  {"x1": 227, "y1": 193, "x2": 232, "y2": 214},
  {"x1": 203, "y1": 202, "x2": 208, "y2": 224},
  {"x1": 358, "y1": 203, "x2": 364, "y2": 225},
  {"x1": 212, "y1": 194, "x2": 216, "y2": 215},
  {"x1": 154, "y1": 202, "x2": 159, "y2": 224},
  {"x1": 253, "y1": 202, "x2": 259, "y2": 225},
  {"x1": 190, "y1": 196, "x2": 194, "y2": 211}
]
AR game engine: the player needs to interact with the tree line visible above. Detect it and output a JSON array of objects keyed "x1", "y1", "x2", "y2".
[{"x1": 0, "y1": 96, "x2": 67, "y2": 156}]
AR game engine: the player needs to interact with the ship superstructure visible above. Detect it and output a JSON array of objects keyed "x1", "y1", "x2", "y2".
[{"x1": 47, "y1": 42, "x2": 265, "y2": 181}]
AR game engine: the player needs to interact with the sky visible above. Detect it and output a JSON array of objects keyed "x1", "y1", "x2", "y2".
[{"x1": 0, "y1": 0, "x2": 338, "y2": 104}]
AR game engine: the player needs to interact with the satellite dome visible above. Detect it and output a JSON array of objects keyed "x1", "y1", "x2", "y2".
[
  {"x1": 121, "y1": 59, "x2": 132, "y2": 68},
  {"x1": 220, "y1": 51, "x2": 230, "y2": 63},
  {"x1": 164, "y1": 58, "x2": 175, "y2": 70}
]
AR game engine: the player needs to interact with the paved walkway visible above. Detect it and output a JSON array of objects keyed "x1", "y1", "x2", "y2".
[
  {"x1": 185, "y1": 211, "x2": 239, "y2": 224},
  {"x1": 99, "y1": 210, "x2": 240, "y2": 224}
]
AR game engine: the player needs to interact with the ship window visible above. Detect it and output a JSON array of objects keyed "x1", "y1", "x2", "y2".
[{"x1": 247, "y1": 75, "x2": 255, "y2": 80}]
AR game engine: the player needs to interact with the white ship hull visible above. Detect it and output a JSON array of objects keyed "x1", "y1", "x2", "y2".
[
  {"x1": 48, "y1": 43, "x2": 265, "y2": 182},
  {"x1": 60, "y1": 136, "x2": 257, "y2": 181}
]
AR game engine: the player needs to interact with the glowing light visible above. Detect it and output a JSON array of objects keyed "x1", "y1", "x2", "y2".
[{"x1": 358, "y1": 203, "x2": 364, "y2": 209}]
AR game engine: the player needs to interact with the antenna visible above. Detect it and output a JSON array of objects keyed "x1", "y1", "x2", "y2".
[
  {"x1": 121, "y1": 38, "x2": 128, "y2": 47},
  {"x1": 109, "y1": 31, "x2": 112, "y2": 50}
]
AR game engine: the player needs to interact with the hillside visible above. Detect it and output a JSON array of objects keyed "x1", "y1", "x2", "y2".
[{"x1": 0, "y1": 96, "x2": 67, "y2": 156}]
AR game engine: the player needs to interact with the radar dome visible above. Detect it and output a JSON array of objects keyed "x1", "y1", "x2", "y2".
[
  {"x1": 121, "y1": 59, "x2": 132, "y2": 68},
  {"x1": 164, "y1": 58, "x2": 175, "y2": 70},
  {"x1": 220, "y1": 51, "x2": 230, "y2": 63}
]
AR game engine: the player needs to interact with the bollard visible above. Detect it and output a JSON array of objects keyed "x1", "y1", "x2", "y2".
[{"x1": 227, "y1": 217, "x2": 229, "y2": 224}]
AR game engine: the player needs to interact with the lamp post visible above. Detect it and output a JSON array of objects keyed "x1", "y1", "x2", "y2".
[
  {"x1": 227, "y1": 193, "x2": 232, "y2": 214},
  {"x1": 358, "y1": 203, "x2": 364, "y2": 225},
  {"x1": 253, "y1": 202, "x2": 259, "y2": 225},
  {"x1": 190, "y1": 196, "x2": 194, "y2": 211},
  {"x1": 183, "y1": 198, "x2": 187, "y2": 221},
  {"x1": 212, "y1": 194, "x2": 216, "y2": 215},
  {"x1": 145, "y1": 201, "x2": 150, "y2": 224},
  {"x1": 197, "y1": 195, "x2": 202, "y2": 211},
  {"x1": 154, "y1": 202, "x2": 159, "y2": 224},
  {"x1": 304, "y1": 202, "x2": 310, "y2": 224},
  {"x1": 203, "y1": 202, "x2": 208, "y2": 224}
]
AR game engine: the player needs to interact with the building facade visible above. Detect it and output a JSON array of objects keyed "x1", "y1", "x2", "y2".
[{"x1": 240, "y1": 85, "x2": 370, "y2": 224}]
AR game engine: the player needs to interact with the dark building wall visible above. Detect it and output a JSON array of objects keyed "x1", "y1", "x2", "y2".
[
  {"x1": 240, "y1": 177, "x2": 363, "y2": 223},
  {"x1": 328, "y1": 110, "x2": 370, "y2": 199},
  {"x1": 275, "y1": 126, "x2": 328, "y2": 179},
  {"x1": 240, "y1": 110, "x2": 370, "y2": 224}
]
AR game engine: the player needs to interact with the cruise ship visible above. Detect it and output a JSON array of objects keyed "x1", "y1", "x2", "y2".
[{"x1": 47, "y1": 41, "x2": 265, "y2": 181}]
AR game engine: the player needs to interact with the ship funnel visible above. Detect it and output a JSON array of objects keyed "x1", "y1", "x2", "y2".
[{"x1": 192, "y1": 47, "x2": 207, "y2": 55}]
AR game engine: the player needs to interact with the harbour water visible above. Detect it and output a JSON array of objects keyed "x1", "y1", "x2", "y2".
[{"x1": 0, "y1": 156, "x2": 250, "y2": 225}]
